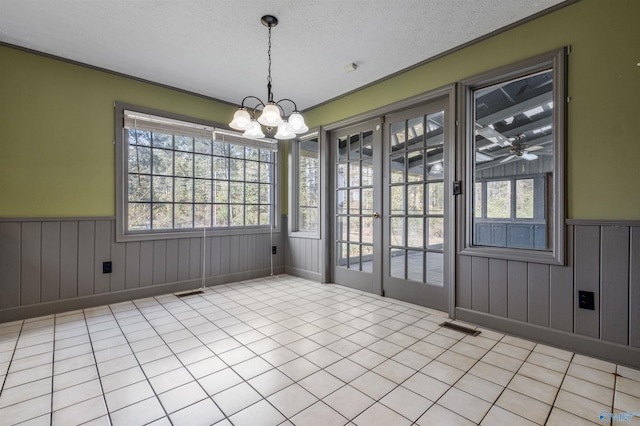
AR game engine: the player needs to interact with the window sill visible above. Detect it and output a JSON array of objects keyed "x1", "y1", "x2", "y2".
[
  {"x1": 116, "y1": 226, "x2": 279, "y2": 243},
  {"x1": 459, "y1": 245, "x2": 564, "y2": 266}
]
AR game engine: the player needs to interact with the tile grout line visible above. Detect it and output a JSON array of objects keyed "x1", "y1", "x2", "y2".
[{"x1": 82, "y1": 310, "x2": 115, "y2": 426}]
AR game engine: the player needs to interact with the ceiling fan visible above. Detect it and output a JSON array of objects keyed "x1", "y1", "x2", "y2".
[{"x1": 499, "y1": 144, "x2": 545, "y2": 163}]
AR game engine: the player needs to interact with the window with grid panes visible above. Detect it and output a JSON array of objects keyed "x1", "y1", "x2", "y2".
[{"x1": 119, "y1": 107, "x2": 277, "y2": 238}]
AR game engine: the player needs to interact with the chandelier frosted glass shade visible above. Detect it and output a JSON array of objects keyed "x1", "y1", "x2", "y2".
[
  {"x1": 287, "y1": 112, "x2": 309, "y2": 133},
  {"x1": 257, "y1": 103, "x2": 285, "y2": 127},
  {"x1": 229, "y1": 15, "x2": 307, "y2": 140},
  {"x1": 274, "y1": 121, "x2": 296, "y2": 140},
  {"x1": 243, "y1": 120, "x2": 266, "y2": 139},
  {"x1": 229, "y1": 108, "x2": 252, "y2": 131}
]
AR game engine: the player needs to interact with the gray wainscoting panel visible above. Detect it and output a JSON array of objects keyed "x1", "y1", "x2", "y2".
[
  {"x1": 41, "y1": 221, "x2": 61, "y2": 303},
  {"x1": 549, "y1": 225, "x2": 574, "y2": 332},
  {"x1": 631, "y1": 227, "x2": 640, "y2": 348},
  {"x1": 77, "y1": 221, "x2": 95, "y2": 297},
  {"x1": 60, "y1": 221, "x2": 79, "y2": 299},
  {"x1": 284, "y1": 235, "x2": 322, "y2": 278},
  {"x1": 139, "y1": 241, "x2": 154, "y2": 287},
  {"x1": 600, "y1": 226, "x2": 629, "y2": 345},
  {"x1": 489, "y1": 259, "x2": 508, "y2": 317},
  {"x1": 507, "y1": 261, "x2": 528, "y2": 322},
  {"x1": 471, "y1": 257, "x2": 489, "y2": 313},
  {"x1": 94, "y1": 220, "x2": 111, "y2": 295},
  {"x1": 0, "y1": 218, "x2": 286, "y2": 322},
  {"x1": 153, "y1": 240, "x2": 167, "y2": 285},
  {"x1": 110, "y1": 230, "x2": 126, "y2": 292},
  {"x1": 165, "y1": 239, "x2": 179, "y2": 283},
  {"x1": 0, "y1": 222, "x2": 21, "y2": 309},
  {"x1": 457, "y1": 221, "x2": 640, "y2": 367},
  {"x1": 177, "y1": 239, "x2": 190, "y2": 281},
  {"x1": 21, "y1": 222, "x2": 41, "y2": 305},
  {"x1": 125, "y1": 242, "x2": 140, "y2": 289},
  {"x1": 189, "y1": 237, "x2": 202, "y2": 280},
  {"x1": 574, "y1": 225, "x2": 600, "y2": 338},
  {"x1": 527, "y1": 263, "x2": 550, "y2": 327}
]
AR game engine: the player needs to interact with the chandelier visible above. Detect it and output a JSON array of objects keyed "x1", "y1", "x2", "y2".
[{"x1": 229, "y1": 15, "x2": 308, "y2": 140}]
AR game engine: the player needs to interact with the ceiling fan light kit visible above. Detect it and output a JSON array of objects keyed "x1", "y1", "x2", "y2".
[{"x1": 229, "y1": 15, "x2": 308, "y2": 140}]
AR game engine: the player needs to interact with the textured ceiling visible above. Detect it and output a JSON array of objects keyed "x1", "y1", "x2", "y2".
[{"x1": 0, "y1": 0, "x2": 567, "y2": 111}]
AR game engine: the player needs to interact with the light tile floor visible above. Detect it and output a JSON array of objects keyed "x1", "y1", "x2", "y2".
[{"x1": 1, "y1": 275, "x2": 639, "y2": 426}]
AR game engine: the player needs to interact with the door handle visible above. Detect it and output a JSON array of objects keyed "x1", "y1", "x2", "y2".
[{"x1": 371, "y1": 212, "x2": 380, "y2": 219}]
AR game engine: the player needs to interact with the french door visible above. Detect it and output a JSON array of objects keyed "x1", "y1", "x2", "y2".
[
  {"x1": 331, "y1": 96, "x2": 452, "y2": 312},
  {"x1": 382, "y1": 99, "x2": 450, "y2": 311},
  {"x1": 331, "y1": 120, "x2": 383, "y2": 294}
]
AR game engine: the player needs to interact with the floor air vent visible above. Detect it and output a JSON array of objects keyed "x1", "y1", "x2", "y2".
[
  {"x1": 174, "y1": 289, "x2": 205, "y2": 298},
  {"x1": 439, "y1": 321, "x2": 481, "y2": 336}
]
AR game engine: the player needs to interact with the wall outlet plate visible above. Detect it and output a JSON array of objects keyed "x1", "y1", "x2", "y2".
[
  {"x1": 103, "y1": 261, "x2": 112, "y2": 274},
  {"x1": 578, "y1": 290, "x2": 595, "y2": 310}
]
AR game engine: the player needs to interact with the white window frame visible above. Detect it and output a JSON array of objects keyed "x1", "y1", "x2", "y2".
[
  {"x1": 458, "y1": 48, "x2": 567, "y2": 265},
  {"x1": 115, "y1": 102, "x2": 279, "y2": 242},
  {"x1": 288, "y1": 131, "x2": 321, "y2": 239}
]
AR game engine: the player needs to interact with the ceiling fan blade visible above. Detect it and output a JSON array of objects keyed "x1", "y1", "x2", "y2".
[
  {"x1": 476, "y1": 127, "x2": 512, "y2": 147},
  {"x1": 522, "y1": 152, "x2": 538, "y2": 161},
  {"x1": 500, "y1": 154, "x2": 517, "y2": 164},
  {"x1": 475, "y1": 152, "x2": 493, "y2": 162},
  {"x1": 526, "y1": 145, "x2": 544, "y2": 152}
]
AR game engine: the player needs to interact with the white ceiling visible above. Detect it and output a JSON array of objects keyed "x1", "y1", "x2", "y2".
[{"x1": 0, "y1": 0, "x2": 567, "y2": 111}]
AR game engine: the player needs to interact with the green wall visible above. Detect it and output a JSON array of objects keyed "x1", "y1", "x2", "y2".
[
  {"x1": 0, "y1": 46, "x2": 236, "y2": 217},
  {"x1": 304, "y1": 0, "x2": 640, "y2": 220},
  {"x1": 1, "y1": 0, "x2": 639, "y2": 219}
]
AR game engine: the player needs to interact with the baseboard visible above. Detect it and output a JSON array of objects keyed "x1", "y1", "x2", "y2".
[
  {"x1": 284, "y1": 266, "x2": 322, "y2": 282},
  {"x1": 0, "y1": 267, "x2": 284, "y2": 323},
  {"x1": 456, "y1": 308, "x2": 640, "y2": 370}
]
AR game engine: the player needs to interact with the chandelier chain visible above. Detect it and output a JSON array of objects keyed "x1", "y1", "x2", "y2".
[{"x1": 267, "y1": 26, "x2": 272, "y2": 85}]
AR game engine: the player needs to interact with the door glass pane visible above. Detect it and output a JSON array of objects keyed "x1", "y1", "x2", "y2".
[
  {"x1": 426, "y1": 183, "x2": 444, "y2": 215},
  {"x1": 407, "y1": 184, "x2": 423, "y2": 214},
  {"x1": 349, "y1": 133, "x2": 361, "y2": 160},
  {"x1": 390, "y1": 121, "x2": 405, "y2": 152},
  {"x1": 407, "y1": 151, "x2": 424, "y2": 182},
  {"x1": 337, "y1": 243, "x2": 348, "y2": 267},
  {"x1": 337, "y1": 190, "x2": 347, "y2": 214},
  {"x1": 349, "y1": 189, "x2": 360, "y2": 214},
  {"x1": 361, "y1": 160, "x2": 373, "y2": 186},
  {"x1": 338, "y1": 137, "x2": 348, "y2": 162},
  {"x1": 426, "y1": 252, "x2": 444, "y2": 287},
  {"x1": 361, "y1": 188, "x2": 373, "y2": 215},
  {"x1": 516, "y1": 179, "x2": 534, "y2": 218},
  {"x1": 337, "y1": 163, "x2": 347, "y2": 188},
  {"x1": 390, "y1": 186, "x2": 404, "y2": 214},
  {"x1": 407, "y1": 250, "x2": 424, "y2": 283},
  {"x1": 390, "y1": 217, "x2": 404, "y2": 247},
  {"x1": 390, "y1": 154, "x2": 405, "y2": 183},
  {"x1": 362, "y1": 217, "x2": 373, "y2": 244},
  {"x1": 349, "y1": 244, "x2": 361, "y2": 270},
  {"x1": 349, "y1": 217, "x2": 361, "y2": 243},
  {"x1": 428, "y1": 218, "x2": 444, "y2": 249},
  {"x1": 362, "y1": 245, "x2": 373, "y2": 273},
  {"x1": 337, "y1": 216, "x2": 348, "y2": 241},
  {"x1": 407, "y1": 218, "x2": 424, "y2": 248},
  {"x1": 407, "y1": 116, "x2": 424, "y2": 149},
  {"x1": 390, "y1": 249, "x2": 405, "y2": 278},
  {"x1": 349, "y1": 163, "x2": 361, "y2": 187}
]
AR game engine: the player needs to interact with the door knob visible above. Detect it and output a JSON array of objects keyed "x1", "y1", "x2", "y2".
[{"x1": 371, "y1": 212, "x2": 380, "y2": 219}]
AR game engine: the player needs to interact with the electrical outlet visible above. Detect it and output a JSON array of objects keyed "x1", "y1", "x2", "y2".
[
  {"x1": 103, "y1": 261, "x2": 112, "y2": 274},
  {"x1": 578, "y1": 290, "x2": 594, "y2": 310},
  {"x1": 272, "y1": 246, "x2": 277, "y2": 255}
]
